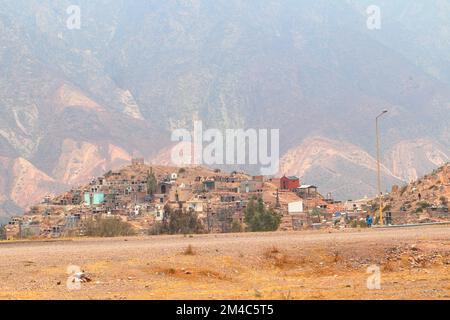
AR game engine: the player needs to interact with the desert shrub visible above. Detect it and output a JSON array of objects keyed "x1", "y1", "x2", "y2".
[
  {"x1": 264, "y1": 246, "x2": 280, "y2": 255},
  {"x1": 148, "y1": 222, "x2": 166, "y2": 235},
  {"x1": 440, "y1": 196, "x2": 448, "y2": 205},
  {"x1": 161, "y1": 206, "x2": 205, "y2": 235},
  {"x1": 383, "y1": 260, "x2": 397, "y2": 272},
  {"x1": 231, "y1": 221, "x2": 243, "y2": 233},
  {"x1": 415, "y1": 207, "x2": 423, "y2": 213},
  {"x1": 84, "y1": 217, "x2": 136, "y2": 237},
  {"x1": 332, "y1": 250, "x2": 342, "y2": 263},
  {"x1": 244, "y1": 197, "x2": 281, "y2": 232},
  {"x1": 263, "y1": 246, "x2": 291, "y2": 268},
  {"x1": 178, "y1": 168, "x2": 186, "y2": 174},
  {"x1": 349, "y1": 219, "x2": 367, "y2": 228},
  {"x1": 183, "y1": 244, "x2": 195, "y2": 255},
  {"x1": 417, "y1": 201, "x2": 431, "y2": 209},
  {"x1": 0, "y1": 225, "x2": 5, "y2": 240},
  {"x1": 310, "y1": 207, "x2": 322, "y2": 219}
]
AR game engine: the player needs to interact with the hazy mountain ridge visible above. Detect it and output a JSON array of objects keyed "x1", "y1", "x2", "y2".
[{"x1": 1, "y1": 0, "x2": 449, "y2": 219}]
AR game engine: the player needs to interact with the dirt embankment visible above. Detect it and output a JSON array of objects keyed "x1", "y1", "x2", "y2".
[{"x1": 0, "y1": 226, "x2": 449, "y2": 300}]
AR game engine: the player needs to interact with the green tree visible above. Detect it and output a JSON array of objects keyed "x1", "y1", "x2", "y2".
[
  {"x1": 311, "y1": 207, "x2": 322, "y2": 220},
  {"x1": 417, "y1": 201, "x2": 431, "y2": 209},
  {"x1": 244, "y1": 197, "x2": 281, "y2": 232},
  {"x1": 84, "y1": 217, "x2": 136, "y2": 237},
  {"x1": 146, "y1": 168, "x2": 158, "y2": 195},
  {"x1": 0, "y1": 225, "x2": 5, "y2": 240},
  {"x1": 231, "y1": 220, "x2": 243, "y2": 233},
  {"x1": 163, "y1": 205, "x2": 205, "y2": 235}
]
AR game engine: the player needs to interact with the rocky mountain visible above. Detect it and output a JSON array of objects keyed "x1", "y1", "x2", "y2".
[
  {"x1": 380, "y1": 163, "x2": 449, "y2": 222},
  {"x1": 279, "y1": 136, "x2": 405, "y2": 199},
  {"x1": 1, "y1": 0, "x2": 449, "y2": 221}
]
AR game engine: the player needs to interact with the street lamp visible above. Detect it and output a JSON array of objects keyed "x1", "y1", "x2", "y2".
[{"x1": 376, "y1": 110, "x2": 388, "y2": 225}]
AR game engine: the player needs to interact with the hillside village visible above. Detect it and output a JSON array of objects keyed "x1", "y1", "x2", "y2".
[
  {"x1": 2, "y1": 160, "x2": 449, "y2": 240},
  {"x1": 2, "y1": 159, "x2": 346, "y2": 239}
]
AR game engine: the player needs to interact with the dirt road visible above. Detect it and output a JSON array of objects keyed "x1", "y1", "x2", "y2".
[{"x1": 0, "y1": 226, "x2": 449, "y2": 299}]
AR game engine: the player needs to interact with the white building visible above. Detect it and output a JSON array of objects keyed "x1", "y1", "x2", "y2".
[{"x1": 288, "y1": 201, "x2": 304, "y2": 215}]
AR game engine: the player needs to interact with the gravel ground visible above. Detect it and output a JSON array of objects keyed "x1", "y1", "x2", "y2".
[{"x1": 0, "y1": 225, "x2": 449, "y2": 300}]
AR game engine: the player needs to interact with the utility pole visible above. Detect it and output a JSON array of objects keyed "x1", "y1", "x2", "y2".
[{"x1": 376, "y1": 110, "x2": 388, "y2": 225}]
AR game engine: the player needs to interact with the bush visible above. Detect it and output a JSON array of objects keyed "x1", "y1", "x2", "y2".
[
  {"x1": 231, "y1": 221, "x2": 243, "y2": 233},
  {"x1": 158, "y1": 206, "x2": 205, "y2": 235},
  {"x1": 311, "y1": 207, "x2": 322, "y2": 217},
  {"x1": 440, "y1": 196, "x2": 448, "y2": 205},
  {"x1": 244, "y1": 197, "x2": 281, "y2": 232},
  {"x1": 148, "y1": 222, "x2": 166, "y2": 235},
  {"x1": 178, "y1": 168, "x2": 186, "y2": 174},
  {"x1": 0, "y1": 225, "x2": 5, "y2": 240},
  {"x1": 417, "y1": 201, "x2": 431, "y2": 209},
  {"x1": 183, "y1": 244, "x2": 195, "y2": 255},
  {"x1": 349, "y1": 220, "x2": 367, "y2": 228},
  {"x1": 84, "y1": 217, "x2": 136, "y2": 237}
]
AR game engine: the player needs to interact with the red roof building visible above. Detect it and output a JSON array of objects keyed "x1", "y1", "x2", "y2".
[{"x1": 280, "y1": 175, "x2": 300, "y2": 190}]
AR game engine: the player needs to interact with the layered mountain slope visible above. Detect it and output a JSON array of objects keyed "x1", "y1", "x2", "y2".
[
  {"x1": 279, "y1": 137, "x2": 405, "y2": 200},
  {"x1": 1, "y1": 0, "x2": 450, "y2": 220},
  {"x1": 384, "y1": 139, "x2": 449, "y2": 183}
]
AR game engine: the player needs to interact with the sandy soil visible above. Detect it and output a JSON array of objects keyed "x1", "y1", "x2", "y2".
[{"x1": 0, "y1": 225, "x2": 449, "y2": 300}]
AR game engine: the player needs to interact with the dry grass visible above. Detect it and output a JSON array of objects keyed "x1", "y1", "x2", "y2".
[
  {"x1": 268, "y1": 246, "x2": 280, "y2": 254},
  {"x1": 263, "y1": 246, "x2": 280, "y2": 258},
  {"x1": 273, "y1": 254, "x2": 292, "y2": 268},
  {"x1": 280, "y1": 290, "x2": 293, "y2": 300},
  {"x1": 1, "y1": 226, "x2": 449, "y2": 300},
  {"x1": 263, "y1": 246, "x2": 293, "y2": 268},
  {"x1": 332, "y1": 250, "x2": 342, "y2": 263},
  {"x1": 183, "y1": 244, "x2": 195, "y2": 256},
  {"x1": 197, "y1": 270, "x2": 232, "y2": 281},
  {"x1": 167, "y1": 268, "x2": 177, "y2": 275},
  {"x1": 382, "y1": 260, "x2": 397, "y2": 272},
  {"x1": 153, "y1": 266, "x2": 232, "y2": 282},
  {"x1": 294, "y1": 255, "x2": 309, "y2": 266}
]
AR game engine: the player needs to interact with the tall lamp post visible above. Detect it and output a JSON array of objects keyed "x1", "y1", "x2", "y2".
[{"x1": 376, "y1": 110, "x2": 388, "y2": 225}]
